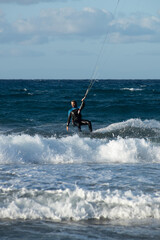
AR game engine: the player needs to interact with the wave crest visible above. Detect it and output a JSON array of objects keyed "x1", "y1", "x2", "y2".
[
  {"x1": 0, "y1": 187, "x2": 160, "y2": 221},
  {"x1": 0, "y1": 133, "x2": 160, "y2": 164},
  {"x1": 94, "y1": 119, "x2": 160, "y2": 133}
]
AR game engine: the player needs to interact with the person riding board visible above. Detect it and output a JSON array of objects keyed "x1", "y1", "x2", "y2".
[{"x1": 66, "y1": 97, "x2": 92, "y2": 132}]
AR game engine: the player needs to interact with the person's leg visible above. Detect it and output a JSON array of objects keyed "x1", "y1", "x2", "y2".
[
  {"x1": 81, "y1": 120, "x2": 92, "y2": 132},
  {"x1": 74, "y1": 121, "x2": 81, "y2": 131}
]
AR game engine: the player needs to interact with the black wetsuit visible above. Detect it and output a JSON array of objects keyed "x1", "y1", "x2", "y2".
[{"x1": 67, "y1": 101, "x2": 92, "y2": 132}]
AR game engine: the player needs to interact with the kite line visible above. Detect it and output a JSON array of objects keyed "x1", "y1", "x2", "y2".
[{"x1": 82, "y1": 0, "x2": 120, "y2": 101}]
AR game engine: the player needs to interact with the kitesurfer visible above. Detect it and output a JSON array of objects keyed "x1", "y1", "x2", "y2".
[{"x1": 66, "y1": 98, "x2": 92, "y2": 132}]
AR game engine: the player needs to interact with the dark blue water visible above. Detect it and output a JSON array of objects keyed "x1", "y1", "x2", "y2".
[{"x1": 0, "y1": 80, "x2": 160, "y2": 239}]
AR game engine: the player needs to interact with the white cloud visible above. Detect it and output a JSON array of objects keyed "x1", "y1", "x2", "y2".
[
  {"x1": 109, "y1": 13, "x2": 160, "y2": 43},
  {"x1": 0, "y1": 7, "x2": 160, "y2": 44}
]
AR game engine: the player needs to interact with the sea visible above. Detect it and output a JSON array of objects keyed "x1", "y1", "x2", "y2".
[{"x1": 0, "y1": 79, "x2": 160, "y2": 239}]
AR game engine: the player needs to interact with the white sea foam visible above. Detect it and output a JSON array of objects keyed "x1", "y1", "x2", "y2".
[
  {"x1": 121, "y1": 88, "x2": 143, "y2": 91},
  {"x1": 0, "y1": 133, "x2": 160, "y2": 164},
  {"x1": 94, "y1": 119, "x2": 160, "y2": 133},
  {"x1": 0, "y1": 187, "x2": 160, "y2": 221}
]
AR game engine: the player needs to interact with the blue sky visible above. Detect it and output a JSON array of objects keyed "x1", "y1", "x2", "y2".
[{"x1": 0, "y1": 0, "x2": 160, "y2": 79}]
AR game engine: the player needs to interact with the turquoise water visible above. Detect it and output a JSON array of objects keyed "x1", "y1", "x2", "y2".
[{"x1": 0, "y1": 80, "x2": 160, "y2": 239}]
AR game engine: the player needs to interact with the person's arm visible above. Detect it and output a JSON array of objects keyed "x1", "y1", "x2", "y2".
[
  {"x1": 66, "y1": 112, "x2": 71, "y2": 131},
  {"x1": 78, "y1": 98, "x2": 85, "y2": 113}
]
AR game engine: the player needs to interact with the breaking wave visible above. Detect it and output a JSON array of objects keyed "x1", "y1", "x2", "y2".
[
  {"x1": 0, "y1": 187, "x2": 160, "y2": 221},
  {"x1": 0, "y1": 132, "x2": 160, "y2": 165},
  {"x1": 94, "y1": 119, "x2": 160, "y2": 133}
]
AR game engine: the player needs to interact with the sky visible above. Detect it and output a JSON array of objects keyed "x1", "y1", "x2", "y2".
[{"x1": 0, "y1": 0, "x2": 160, "y2": 79}]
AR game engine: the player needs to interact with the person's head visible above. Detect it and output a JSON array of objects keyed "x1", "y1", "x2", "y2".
[{"x1": 71, "y1": 100, "x2": 77, "y2": 108}]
